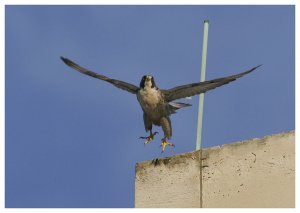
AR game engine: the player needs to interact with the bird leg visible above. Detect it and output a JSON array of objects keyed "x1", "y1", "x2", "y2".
[
  {"x1": 160, "y1": 137, "x2": 175, "y2": 152},
  {"x1": 139, "y1": 131, "x2": 158, "y2": 144}
]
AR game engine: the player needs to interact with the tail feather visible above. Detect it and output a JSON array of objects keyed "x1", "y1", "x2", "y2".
[{"x1": 169, "y1": 102, "x2": 192, "y2": 114}]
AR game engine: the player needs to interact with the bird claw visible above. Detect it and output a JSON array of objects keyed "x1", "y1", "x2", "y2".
[
  {"x1": 160, "y1": 139, "x2": 175, "y2": 152},
  {"x1": 139, "y1": 132, "x2": 158, "y2": 144}
]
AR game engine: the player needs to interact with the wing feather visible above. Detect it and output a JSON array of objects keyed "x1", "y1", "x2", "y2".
[
  {"x1": 162, "y1": 65, "x2": 262, "y2": 102},
  {"x1": 61, "y1": 57, "x2": 139, "y2": 94}
]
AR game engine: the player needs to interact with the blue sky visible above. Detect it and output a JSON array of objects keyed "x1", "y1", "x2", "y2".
[{"x1": 5, "y1": 5, "x2": 294, "y2": 208}]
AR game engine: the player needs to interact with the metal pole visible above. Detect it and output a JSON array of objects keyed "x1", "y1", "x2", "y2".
[{"x1": 196, "y1": 20, "x2": 209, "y2": 150}]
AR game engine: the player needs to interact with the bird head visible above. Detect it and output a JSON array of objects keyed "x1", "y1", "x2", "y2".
[{"x1": 140, "y1": 75, "x2": 156, "y2": 89}]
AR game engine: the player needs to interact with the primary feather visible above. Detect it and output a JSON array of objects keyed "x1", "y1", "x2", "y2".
[
  {"x1": 61, "y1": 57, "x2": 139, "y2": 94},
  {"x1": 162, "y1": 65, "x2": 262, "y2": 102}
]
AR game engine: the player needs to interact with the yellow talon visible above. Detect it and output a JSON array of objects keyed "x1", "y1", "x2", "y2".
[
  {"x1": 160, "y1": 138, "x2": 175, "y2": 152},
  {"x1": 140, "y1": 131, "x2": 158, "y2": 144},
  {"x1": 144, "y1": 136, "x2": 153, "y2": 145}
]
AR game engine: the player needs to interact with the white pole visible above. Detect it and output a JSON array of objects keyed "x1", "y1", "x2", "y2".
[{"x1": 196, "y1": 20, "x2": 209, "y2": 150}]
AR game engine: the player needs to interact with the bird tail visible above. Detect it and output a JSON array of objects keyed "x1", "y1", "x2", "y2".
[{"x1": 169, "y1": 102, "x2": 192, "y2": 114}]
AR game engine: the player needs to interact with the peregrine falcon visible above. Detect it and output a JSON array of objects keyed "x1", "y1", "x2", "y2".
[{"x1": 61, "y1": 57, "x2": 261, "y2": 152}]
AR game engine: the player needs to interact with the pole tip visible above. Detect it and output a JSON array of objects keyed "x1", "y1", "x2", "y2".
[{"x1": 204, "y1": 19, "x2": 209, "y2": 23}]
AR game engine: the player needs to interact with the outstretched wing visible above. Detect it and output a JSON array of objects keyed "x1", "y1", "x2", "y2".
[
  {"x1": 61, "y1": 57, "x2": 139, "y2": 94},
  {"x1": 162, "y1": 65, "x2": 262, "y2": 102}
]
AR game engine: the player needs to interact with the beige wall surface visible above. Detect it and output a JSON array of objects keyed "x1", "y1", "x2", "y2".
[
  {"x1": 135, "y1": 130, "x2": 295, "y2": 208},
  {"x1": 135, "y1": 151, "x2": 201, "y2": 207}
]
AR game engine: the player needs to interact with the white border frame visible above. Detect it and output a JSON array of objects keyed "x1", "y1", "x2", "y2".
[{"x1": 1, "y1": 1, "x2": 297, "y2": 212}]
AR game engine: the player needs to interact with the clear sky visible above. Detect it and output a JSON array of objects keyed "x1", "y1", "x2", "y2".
[{"x1": 5, "y1": 5, "x2": 294, "y2": 208}]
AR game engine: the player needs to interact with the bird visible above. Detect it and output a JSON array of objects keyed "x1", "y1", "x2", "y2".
[{"x1": 60, "y1": 56, "x2": 261, "y2": 152}]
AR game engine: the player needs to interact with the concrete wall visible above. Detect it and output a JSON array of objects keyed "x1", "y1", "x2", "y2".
[{"x1": 135, "y1": 130, "x2": 295, "y2": 208}]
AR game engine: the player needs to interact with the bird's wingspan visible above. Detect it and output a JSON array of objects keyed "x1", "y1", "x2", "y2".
[
  {"x1": 60, "y1": 57, "x2": 139, "y2": 94},
  {"x1": 162, "y1": 65, "x2": 262, "y2": 102}
]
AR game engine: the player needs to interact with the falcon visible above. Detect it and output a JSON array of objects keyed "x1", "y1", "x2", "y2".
[{"x1": 61, "y1": 57, "x2": 261, "y2": 152}]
